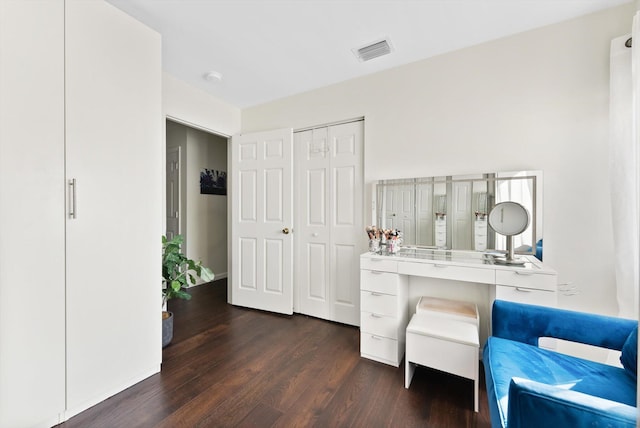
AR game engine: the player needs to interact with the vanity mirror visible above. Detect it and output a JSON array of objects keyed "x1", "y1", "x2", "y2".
[{"x1": 374, "y1": 171, "x2": 542, "y2": 258}]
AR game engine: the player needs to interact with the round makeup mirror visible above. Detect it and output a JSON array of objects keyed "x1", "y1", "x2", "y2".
[{"x1": 488, "y1": 201, "x2": 530, "y2": 265}]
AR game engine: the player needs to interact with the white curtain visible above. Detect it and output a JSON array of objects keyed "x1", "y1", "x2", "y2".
[{"x1": 609, "y1": 26, "x2": 639, "y2": 320}]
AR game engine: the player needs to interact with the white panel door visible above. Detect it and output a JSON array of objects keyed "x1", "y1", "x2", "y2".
[
  {"x1": 452, "y1": 180, "x2": 472, "y2": 249},
  {"x1": 416, "y1": 182, "x2": 434, "y2": 246},
  {"x1": 166, "y1": 147, "x2": 181, "y2": 240},
  {"x1": 0, "y1": 1, "x2": 66, "y2": 426},
  {"x1": 65, "y1": 0, "x2": 162, "y2": 416},
  {"x1": 296, "y1": 121, "x2": 363, "y2": 326},
  {"x1": 295, "y1": 127, "x2": 331, "y2": 320},
  {"x1": 231, "y1": 128, "x2": 294, "y2": 314},
  {"x1": 329, "y1": 122, "x2": 364, "y2": 325}
]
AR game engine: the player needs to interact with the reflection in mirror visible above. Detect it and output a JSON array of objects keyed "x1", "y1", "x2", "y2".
[{"x1": 374, "y1": 171, "x2": 542, "y2": 259}]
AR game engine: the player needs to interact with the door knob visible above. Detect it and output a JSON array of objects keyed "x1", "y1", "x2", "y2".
[{"x1": 282, "y1": 227, "x2": 290, "y2": 234}]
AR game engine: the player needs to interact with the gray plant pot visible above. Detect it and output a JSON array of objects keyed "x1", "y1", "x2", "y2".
[{"x1": 162, "y1": 311, "x2": 173, "y2": 348}]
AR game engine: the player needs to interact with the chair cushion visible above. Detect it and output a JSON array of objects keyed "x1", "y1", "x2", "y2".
[
  {"x1": 620, "y1": 325, "x2": 638, "y2": 377},
  {"x1": 484, "y1": 336, "x2": 637, "y2": 428}
]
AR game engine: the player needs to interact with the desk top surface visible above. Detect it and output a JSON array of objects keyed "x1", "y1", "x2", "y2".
[{"x1": 361, "y1": 247, "x2": 555, "y2": 275}]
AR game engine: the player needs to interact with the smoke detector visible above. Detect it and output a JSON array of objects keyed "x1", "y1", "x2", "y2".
[{"x1": 353, "y1": 38, "x2": 393, "y2": 62}]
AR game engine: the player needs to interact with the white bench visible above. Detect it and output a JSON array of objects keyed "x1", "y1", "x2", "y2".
[{"x1": 405, "y1": 297, "x2": 479, "y2": 412}]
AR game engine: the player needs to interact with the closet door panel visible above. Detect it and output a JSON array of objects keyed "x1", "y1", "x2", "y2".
[
  {"x1": 329, "y1": 121, "x2": 363, "y2": 326},
  {"x1": 65, "y1": 0, "x2": 162, "y2": 415},
  {"x1": 295, "y1": 121, "x2": 363, "y2": 326},
  {"x1": 295, "y1": 128, "x2": 330, "y2": 319},
  {"x1": 0, "y1": 1, "x2": 66, "y2": 426}
]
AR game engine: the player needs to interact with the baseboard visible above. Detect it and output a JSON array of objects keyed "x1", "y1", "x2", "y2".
[
  {"x1": 191, "y1": 272, "x2": 227, "y2": 288},
  {"x1": 62, "y1": 364, "x2": 160, "y2": 422}
]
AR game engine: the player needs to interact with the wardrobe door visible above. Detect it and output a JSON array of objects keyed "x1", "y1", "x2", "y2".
[
  {"x1": 0, "y1": 1, "x2": 66, "y2": 427},
  {"x1": 65, "y1": 0, "x2": 163, "y2": 416}
]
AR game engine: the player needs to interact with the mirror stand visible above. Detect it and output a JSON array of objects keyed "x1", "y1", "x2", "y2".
[{"x1": 492, "y1": 236, "x2": 525, "y2": 266}]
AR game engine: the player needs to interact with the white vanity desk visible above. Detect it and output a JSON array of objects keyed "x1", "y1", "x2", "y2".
[{"x1": 360, "y1": 248, "x2": 557, "y2": 367}]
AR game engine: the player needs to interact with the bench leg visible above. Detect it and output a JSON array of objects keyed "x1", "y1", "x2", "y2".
[
  {"x1": 474, "y1": 378, "x2": 478, "y2": 412},
  {"x1": 405, "y1": 359, "x2": 416, "y2": 389}
]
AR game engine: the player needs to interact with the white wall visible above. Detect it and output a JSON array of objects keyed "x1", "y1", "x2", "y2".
[
  {"x1": 243, "y1": 3, "x2": 636, "y2": 317},
  {"x1": 163, "y1": 72, "x2": 240, "y2": 137},
  {"x1": 185, "y1": 127, "x2": 228, "y2": 279},
  {"x1": 163, "y1": 70, "x2": 238, "y2": 281}
]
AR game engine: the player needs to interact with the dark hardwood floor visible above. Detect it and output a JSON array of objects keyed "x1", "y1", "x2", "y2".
[{"x1": 58, "y1": 280, "x2": 492, "y2": 428}]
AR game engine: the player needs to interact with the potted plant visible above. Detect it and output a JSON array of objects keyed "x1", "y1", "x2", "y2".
[{"x1": 162, "y1": 234, "x2": 215, "y2": 347}]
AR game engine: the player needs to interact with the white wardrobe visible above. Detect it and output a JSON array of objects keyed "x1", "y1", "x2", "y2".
[{"x1": 0, "y1": 1, "x2": 162, "y2": 426}]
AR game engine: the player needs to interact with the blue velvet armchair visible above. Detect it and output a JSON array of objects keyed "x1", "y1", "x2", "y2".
[{"x1": 483, "y1": 300, "x2": 638, "y2": 428}]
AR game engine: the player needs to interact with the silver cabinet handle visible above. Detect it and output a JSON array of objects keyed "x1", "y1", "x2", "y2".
[
  {"x1": 370, "y1": 271, "x2": 384, "y2": 275},
  {"x1": 69, "y1": 178, "x2": 77, "y2": 219},
  {"x1": 370, "y1": 313, "x2": 383, "y2": 318},
  {"x1": 515, "y1": 271, "x2": 535, "y2": 276},
  {"x1": 515, "y1": 287, "x2": 532, "y2": 292},
  {"x1": 434, "y1": 264, "x2": 447, "y2": 268},
  {"x1": 370, "y1": 335, "x2": 382, "y2": 340},
  {"x1": 370, "y1": 292, "x2": 382, "y2": 296}
]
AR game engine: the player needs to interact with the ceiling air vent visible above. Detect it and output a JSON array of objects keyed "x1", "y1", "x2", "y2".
[{"x1": 353, "y1": 38, "x2": 393, "y2": 62}]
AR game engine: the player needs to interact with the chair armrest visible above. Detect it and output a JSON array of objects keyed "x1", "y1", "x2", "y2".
[
  {"x1": 507, "y1": 377, "x2": 637, "y2": 428},
  {"x1": 492, "y1": 300, "x2": 636, "y2": 350}
]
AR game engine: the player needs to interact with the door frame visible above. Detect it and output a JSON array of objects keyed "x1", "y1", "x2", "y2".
[{"x1": 164, "y1": 114, "x2": 231, "y2": 284}]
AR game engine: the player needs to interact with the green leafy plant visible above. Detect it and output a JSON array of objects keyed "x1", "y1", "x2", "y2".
[{"x1": 162, "y1": 235, "x2": 215, "y2": 306}]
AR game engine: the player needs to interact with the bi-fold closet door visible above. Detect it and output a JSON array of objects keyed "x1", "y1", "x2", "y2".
[
  {"x1": 230, "y1": 121, "x2": 364, "y2": 325},
  {"x1": 0, "y1": 1, "x2": 162, "y2": 426},
  {"x1": 294, "y1": 121, "x2": 364, "y2": 326}
]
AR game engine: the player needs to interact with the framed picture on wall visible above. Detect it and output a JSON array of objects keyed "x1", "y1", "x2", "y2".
[{"x1": 200, "y1": 169, "x2": 227, "y2": 195}]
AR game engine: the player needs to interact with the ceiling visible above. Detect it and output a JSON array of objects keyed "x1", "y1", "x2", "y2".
[{"x1": 106, "y1": 0, "x2": 631, "y2": 108}]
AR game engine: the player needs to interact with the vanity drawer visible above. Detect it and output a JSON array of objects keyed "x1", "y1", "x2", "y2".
[
  {"x1": 361, "y1": 257, "x2": 398, "y2": 273},
  {"x1": 360, "y1": 270, "x2": 399, "y2": 295},
  {"x1": 495, "y1": 285, "x2": 557, "y2": 307},
  {"x1": 361, "y1": 311, "x2": 399, "y2": 339},
  {"x1": 360, "y1": 291, "x2": 398, "y2": 317},
  {"x1": 398, "y1": 262, "x2": 495, "y2": 284},
  {"x1": 360, "y1": 332, "x2": 399, "y2": 366},
  {"x1": 495, "y1": 270, "x2": 556, "y2": 291}
]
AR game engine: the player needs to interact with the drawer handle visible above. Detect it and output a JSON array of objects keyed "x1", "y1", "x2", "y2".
[
  {"x1": 371, "y1": 335, "x2": 382, "y2": 341},
  {"x1": 370, "y1": 313, "x2": 383, "y2": 318},
  {"x1": 515, "y1": 287, "x2": 532, "y2": 292},
  {"x1": 370, "y1": 292, "x2": 383, "y2": 297},
  {"x1": 515, "y1": 271, "x2": 535, "y2": 276},
  {"x1": 371, "y1": 258, "x2": 384, "y2": 262},
  {"x1": 434, "y1": 264, "x2": 448, "y2": 268},
  {"x1": 370, "y1": 271, "x2": 384, "y2": 275}
]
